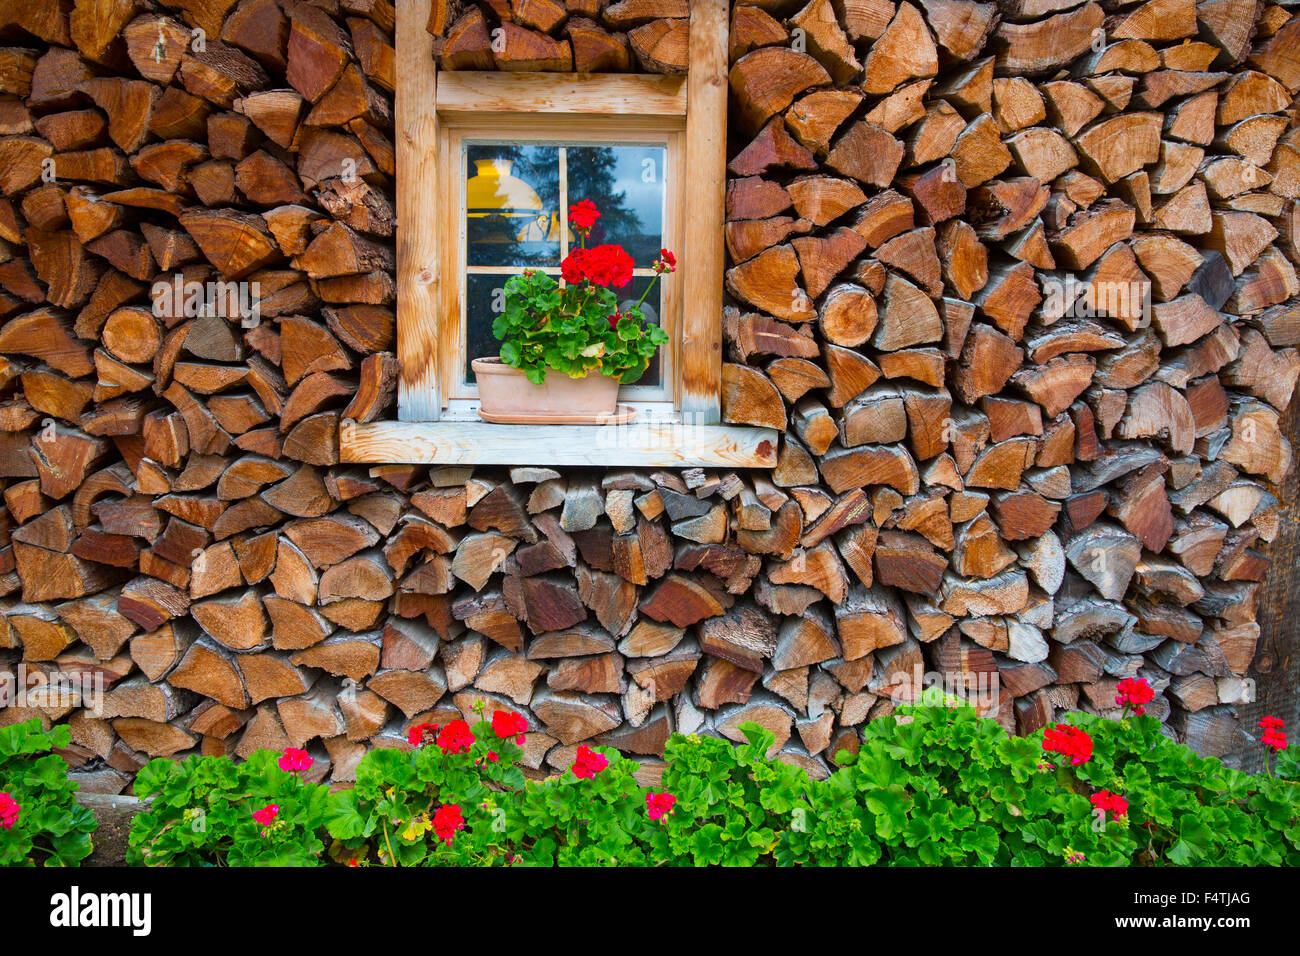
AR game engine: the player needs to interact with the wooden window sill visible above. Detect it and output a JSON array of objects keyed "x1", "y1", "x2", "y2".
[{"x1": 339, "y1": 420, "x2": 778, "y2": 468}]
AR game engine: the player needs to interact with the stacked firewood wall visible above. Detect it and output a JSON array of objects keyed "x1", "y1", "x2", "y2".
[{"x1": 0, "y1": 0, "x2": 1297, "y2": 791}]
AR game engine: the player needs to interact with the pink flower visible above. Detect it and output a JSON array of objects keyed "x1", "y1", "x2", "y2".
[
  {"x1": 646, "y1": 792, "x2": 676, "y2": 821},
  {"x1": 253, "y1": 804, "x2": 279, "y2": 827},
  {"x1": 571, "y1": 744, "x2": 609, "y2": 780},
  {"x1": 0, "y1": 793, "x2": 19, "y2": 831},
  {"x1": 278, "y1": 748, "x2": 312, "y2": 773}
]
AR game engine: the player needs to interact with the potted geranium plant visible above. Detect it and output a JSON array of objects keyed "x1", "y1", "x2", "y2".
[{"x1": 474, "y1": 199, "x2": 674, "y2": 423}]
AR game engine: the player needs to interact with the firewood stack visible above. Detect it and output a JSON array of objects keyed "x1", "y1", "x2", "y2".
[{"x1": 0, "y1": 0, "x2": 1297, "y2": 791}]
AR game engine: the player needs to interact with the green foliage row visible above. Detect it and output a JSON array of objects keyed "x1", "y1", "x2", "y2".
[
  {"x1": 0, "y1": 720, "x2": 96, "y2": 866},
  {"x1": 4, "y1": 706, "x2": 1297, "y2": 866},
  {"x1": 127, "y1": 750, "x2": 330, "y2": 866},
  {"x1": 124, "y1": 705, "x2": 1300, "y2": 868}
]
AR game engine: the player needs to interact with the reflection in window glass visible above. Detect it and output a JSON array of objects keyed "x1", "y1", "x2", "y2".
[
  {"x1": 617, "y1": 276, "x2": 662, "y2": 388},
  {"x1": 465, "y1": 145, "x2": 561, "y2": 268},
  {"x1": 463, "y1": 140, "x2": 668, "y2": 391},
  {"x1": 566, "y1": 146, "x2": 665, "y2": 264},
  {"x1": 465, "y1": 273, "x2": 508, "y2": 383}
]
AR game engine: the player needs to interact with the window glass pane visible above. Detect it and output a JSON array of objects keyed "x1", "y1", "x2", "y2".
[
  {"x1": 616, "y1": 276, "x2": 662, "y2": 389},
  {"x1": 461, "y1": 140, "x2": 669, "y2": 395},
  {"x1": 566, "y1": 145, "x2": 666, "y2": 267},
  {"x1": 466, "y1": 144, "x2": 561, "y2": 268},
  {"x1": 465, "y1": 272, "x2": 516, "y2": 382}
]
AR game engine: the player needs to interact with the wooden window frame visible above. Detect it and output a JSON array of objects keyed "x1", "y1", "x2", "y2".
[
  {"x1": 339, "y1": 0, "x2": 778, "y2": 468},
  {"x1": 441, "y1": 117, "x2": 685, "y2": 410}
]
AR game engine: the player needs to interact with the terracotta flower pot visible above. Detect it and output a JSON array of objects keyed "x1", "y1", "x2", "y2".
[{"x1": 473, "y1": 356, "x2": 621, "y2": 422}]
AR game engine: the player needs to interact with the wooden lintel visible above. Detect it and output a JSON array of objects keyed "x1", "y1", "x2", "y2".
[{"x1": 436, "y1": 71, "x2": 688, "y2": 117}]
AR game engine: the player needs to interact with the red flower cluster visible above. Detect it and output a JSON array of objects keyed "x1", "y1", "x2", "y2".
[
  {"x1": 437, "y1": 720, "x2": 475, "y2": 755},
  {"x1": 561, "y1": 244, "x2": 634, "y2": 289},
  {"x1": 253, "y1": 804, "x2": 279, "y2": 827},
  {"x1": 653, "y1": 248, "x2": 676, "y2": 274},
  {"x1": 408, "y1": 722, "x2": 438, "y2": 748},
  {"x1": 568, "y1": 199, "x2": 600, "y2": 233},
  {"x1": 646, "y1": 792, "x2": 676, "y2": 821},
  {"x1": 571, "y1": 744, "x2": 609, "y2": 779},
  {"x1": 0, "y1": 793, "x2": 19, "y2": 831},
  {"x1": 1115, "y1": 677, "x2": 1155, "y2": 715},
  {"x1": 1260, "y1": 716, "x2": 1287, "y2": 751},
  {"x1": 1090, "y1": 790, "x2": 1129, "y2": 819},
  {"x1": 1043, "y1": 724, "x2": 1093, "y2": 765},
  {"x1": 278, "y1": 748, "x2": 312, "y2": 773},
  {"x1": 432, "y1": 803, "x2": 465, "y2": 846},
  {"x1": 491, "y1": 709, "x2": 528, "y2": 745}
]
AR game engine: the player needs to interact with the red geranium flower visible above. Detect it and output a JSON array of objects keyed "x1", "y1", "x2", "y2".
[
  {"x1": 432, "y1": 803, "x2": 465, "y2": 846},
  {"x1": 437, "y1": 720, "x2": 475, "y2": 755},
  {"x1": 0, "y1": 793, "x2": 19, "y2": 831},
  {"x1": 561, "y1": 245, "x2": 634, "y2": 289},
  {"x1": 492, "y1": 710, "x2": 528, "y2": 744},
  {"x1": 588, "y1": 245, "x2": 634, "y2": 287},
  {"x1": 278, "y1": 748, "x2": 312, "y2": 773},
  {"x1": 569, "y1": 199, "x2": 600, "y2": 232},
  {"x1": 608, "y1": 310, "x2": 622, "y2": 330},
  {"x1": 408, "y1": 722, "x2": 438, "y2": 748},
  {"x1": 571, "y1": 744, "x2": 609, "y2": 779},
  {"x1": 1090, "y1": 790, "x2": 1128, "y2": 819},
  {"x1": 1043, "y1": 724, "x2": 1093, "y2": 765},
  {"x1": 653, "y1": 248, "x2": 676, "y2": 274},
  {"x1": 253, "y1": 804, "x2": 279, "y2": 827},
  {"x1": 1115, "y1": 677, "x2": 1154, "y2": 715},
  {"x1": 561, "y1": 248, "x2": 587, "y2": 285},
  {"x1": 1261, "y1": 716, "x2": 1288, "y2": 751},
  {"x1": 646, "y1": 792, "x2": 676, "y2": 821}
]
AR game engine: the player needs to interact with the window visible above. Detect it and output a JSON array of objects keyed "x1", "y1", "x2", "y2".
[
  {"x1": 339, "y1": 0, "x2": 776, "y2": 468},
  {"x1": 450, "y1": 133, "x2": 681, "y2": 409}
]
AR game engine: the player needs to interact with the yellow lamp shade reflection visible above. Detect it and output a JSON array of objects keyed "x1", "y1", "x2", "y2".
[{"x1": 466, "y1": 158, "x2": 568, "y2": 243}]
